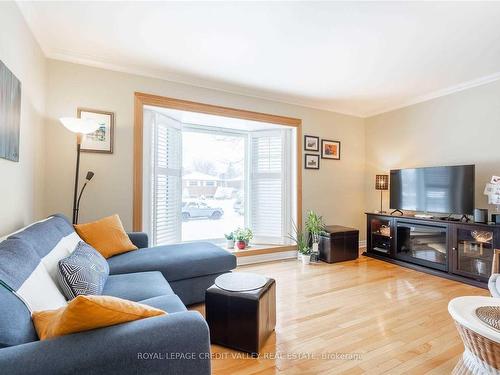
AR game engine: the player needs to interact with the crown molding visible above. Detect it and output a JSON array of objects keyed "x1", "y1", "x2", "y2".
[
  {"x1": 45, "y1": 49, "x2": 500, "y2": 120},
  {"x1": 363, "y1": 71, "x2": 500, "y2": 118},
  {"x1": 45, "y1": 49, "x2": 365, "y2": 118}
]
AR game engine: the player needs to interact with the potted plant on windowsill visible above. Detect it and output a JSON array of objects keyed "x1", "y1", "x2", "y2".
[
  {"x1": 234, "y1": 228, "x2": 253, "y2": 250},
  {"x1": 288, "y1": 222, "x2": 311, "y2": 265},
  {"x1": 224, "y1": 232, "x2": 235, "y2": 249}
]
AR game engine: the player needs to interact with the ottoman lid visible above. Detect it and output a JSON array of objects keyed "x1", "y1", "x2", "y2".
[{"x1": 215, "y1": 272, "x2": 268, "y2": 292}]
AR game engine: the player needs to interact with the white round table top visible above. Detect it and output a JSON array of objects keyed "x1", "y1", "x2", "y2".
[
  {"x1": 448, "y1": 296, "x2": 500, "y2": 344},
  {"x1": 215, "y1": 272, "x2": 268, "y2": 292}
]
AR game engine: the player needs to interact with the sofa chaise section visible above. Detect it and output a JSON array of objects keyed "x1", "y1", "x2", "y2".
[
  {"x1": 107, "y1": 240, "x2": 237, "y2": 305},
  {"x1": 102, "y1": 271, "x2": 175, "y2": 302}
]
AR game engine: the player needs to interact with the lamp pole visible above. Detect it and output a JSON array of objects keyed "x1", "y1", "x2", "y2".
[
  {"x1": 72, "y1": 134, "x2": 83, "y2": 224},
  {"x1": 380, "y1": 189, "x2": 383, "y2": 213},
  {"x1": 60, "y1": 117, "x2": 99, "y2": 225}
]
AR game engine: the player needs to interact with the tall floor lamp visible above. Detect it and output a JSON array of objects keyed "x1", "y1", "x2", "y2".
[
  {"x1": 375, "y1": 174, "x2": 389, "y2": 213},
  {"x1": 59, "y1": 117, "x2": 99, "y2": 224}
]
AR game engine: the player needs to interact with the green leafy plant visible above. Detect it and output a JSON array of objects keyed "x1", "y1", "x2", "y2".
[
  {"x1": 224, "y1": 232, "x2": 234, "y2": 241},
  {"x1": 234, "y1": 228, "x2": 253, "y2": 243},
  {"x1": 287, "y1": 221, "x2": 311, "y2": 255},
  {"x1": 305, "y1": 210, "x2": 326, "y2": 243}
]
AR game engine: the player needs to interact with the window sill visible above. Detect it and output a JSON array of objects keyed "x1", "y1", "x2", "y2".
[
  {"x1": 207, "y1": 239, "x2": 296, "y2": 257},
  {"x1": 229, "y1": 244, "x2": 296, "y2": 257}
]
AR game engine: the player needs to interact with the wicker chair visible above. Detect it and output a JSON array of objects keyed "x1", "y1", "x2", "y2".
[
  {"x1": 449, "y1": 296, "x2": 500, "y2": 374},
  {"x1": 489, "y1": 249, "x2": 500, "y2": 297},
  {"x1": 448, "y1": 250, "x2": 500, "y2": 374}
]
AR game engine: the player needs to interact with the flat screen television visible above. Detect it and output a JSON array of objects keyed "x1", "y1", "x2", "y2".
[{"x1": 390, "y1": 165, "x2": 475, "y2": 215}]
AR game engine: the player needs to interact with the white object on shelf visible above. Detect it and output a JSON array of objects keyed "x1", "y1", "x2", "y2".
[{"x1": 414, "y1": 214, "x2": 433, "y2": 219}]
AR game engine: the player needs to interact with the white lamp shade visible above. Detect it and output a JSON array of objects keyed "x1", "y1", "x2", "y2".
[{"x1": 59, "y1": 117, "x2": 100, "y2": 134}]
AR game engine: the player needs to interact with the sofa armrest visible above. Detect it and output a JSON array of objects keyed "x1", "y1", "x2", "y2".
[
  {"x1": 0, "y1": 311, "x2": 210, "y2": 375},
  {"x1": 127, "y1": 232, "x2": 149, "y2": 249}
]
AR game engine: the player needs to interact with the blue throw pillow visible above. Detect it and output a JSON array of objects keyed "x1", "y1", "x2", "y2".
[{"x1": 57, "y1": 241, "x2": 109, "y2": 300}]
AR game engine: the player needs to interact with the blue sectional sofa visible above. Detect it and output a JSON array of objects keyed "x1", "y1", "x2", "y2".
[{"x1": 0, "y1": 214, "x2": 236, "y2": 375}]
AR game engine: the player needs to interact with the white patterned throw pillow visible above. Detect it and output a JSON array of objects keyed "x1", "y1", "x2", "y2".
[{"x1": 57, "y1": 242, "x2": 109, "y2": 300}]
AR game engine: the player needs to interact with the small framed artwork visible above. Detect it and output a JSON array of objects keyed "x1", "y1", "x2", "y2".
[
  {"x1": 321, "y1": 139, "x2": 341, "y2": 160},
  {"x1": 77, "y1": 108, "x2": 114, "y2": 153},
  {"x1": 305, "y1": 154, "x2": 320, "y2": 170},
  {"x1": 304, "y1": 135, "x2": 319, "y2": 152}
]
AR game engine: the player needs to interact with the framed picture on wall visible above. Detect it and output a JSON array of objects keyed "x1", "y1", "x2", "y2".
[
  {"x1": 321, "y1": 139, "x2": 340, "y2": 160},
  {"x1": 0, "y1": 60, "x2": 21, "y2": 162},
  {"x1": 304, "y1": 135, "x2": 319, "y2": 152},
  {"x1": 305, "y1": 154, "x2": 320, "y2": 169},
  {"x1": 77, "y1": 108, "x2": 115, "y2": 153}
]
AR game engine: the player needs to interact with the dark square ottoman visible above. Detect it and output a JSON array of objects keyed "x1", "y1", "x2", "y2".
[{"x1": 205, "y1": 272, "x2": 276, "y2": 356}]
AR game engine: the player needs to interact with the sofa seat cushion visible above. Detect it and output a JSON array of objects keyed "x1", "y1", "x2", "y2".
[
  {"x1": 102, "y1": 271, "x2": 174, "y2": 302},
  {"x1": 107, "y1": 242, "x2": 236, "y2": 282},
  {"x1": 138, "y1": 295, "x2": 188, "y2": 314}
]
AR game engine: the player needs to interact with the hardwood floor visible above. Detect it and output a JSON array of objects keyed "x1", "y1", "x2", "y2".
[{"x1": 192, "y1": 256, "x2": 489, "y2": 374}]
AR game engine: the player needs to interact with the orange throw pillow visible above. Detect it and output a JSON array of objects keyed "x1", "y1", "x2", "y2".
[
  {"x1": 32, "y1": 295, "x2": 166, "y2": 340},
  {"x1": 74, "y1": 214, "x2": 138, "y2": 258}
]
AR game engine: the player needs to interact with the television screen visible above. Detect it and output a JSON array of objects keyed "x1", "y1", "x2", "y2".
[{"x1": 390, "y1": 165, "x2": 475, "y2": 214}]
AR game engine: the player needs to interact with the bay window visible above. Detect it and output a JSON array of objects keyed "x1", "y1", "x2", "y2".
[{"x1": 140, "y1": 100, "x2": 299, "y2": 249}]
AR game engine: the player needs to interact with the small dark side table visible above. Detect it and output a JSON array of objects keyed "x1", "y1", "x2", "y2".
[
  {"x1": 205, "y1": 272, "x2": 276, "y2": 356},
  {"x1": 319, "y1": 225, "x2": 359, "y2": 263}
]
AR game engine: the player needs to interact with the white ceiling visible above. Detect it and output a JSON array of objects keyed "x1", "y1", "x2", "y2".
[{"x1": 17, "y1": 1, "x2": 500, "y2": 117}]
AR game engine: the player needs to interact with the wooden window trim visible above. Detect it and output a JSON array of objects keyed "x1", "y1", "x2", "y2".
[{"x1": 133, "y1": 92, "x2": 303, "y2": 235}]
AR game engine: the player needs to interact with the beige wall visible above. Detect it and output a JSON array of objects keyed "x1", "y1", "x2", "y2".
[
  {"x1": 45, "y1": 60, "x2": 366, "y2": 234},
  {"x1": 5, "y1": 14, "x2": 499, "y2": 242},
  {"x1": 365, "y1": 80, "x2": 500, "y2": 217},
  {"x1": 0, "y1": 3, "x2": 46, "y2": 235}
]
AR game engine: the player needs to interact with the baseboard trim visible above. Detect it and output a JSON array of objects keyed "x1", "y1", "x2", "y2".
[{"x1": 237, "y1": 240, "x2": 366, "y2": 265}]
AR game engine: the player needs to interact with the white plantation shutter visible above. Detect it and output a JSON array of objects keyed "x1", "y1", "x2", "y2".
[
  {"x1": 249, "y1": 130, "x2": 289, "y2": 243},
  {"x1": 152, "y1": 113, "x2": 182, "y2": 245}
]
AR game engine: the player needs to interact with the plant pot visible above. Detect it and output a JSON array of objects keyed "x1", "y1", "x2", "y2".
[
  {"x1": 236, "y1": 240, "x2": 246, "y2": 250},
  {"x1": 301, "y1": 254, "x2": 311, "y2": 265},
  {"x1": 226, "y1": 240, "x2": 235, "y2": 249}
]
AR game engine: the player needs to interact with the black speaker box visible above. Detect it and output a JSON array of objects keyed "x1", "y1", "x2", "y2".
[
  {"x1": 492, "y1": 213, "x2": 500, "y2": 224},
  {"x1": 474, "y1": 208, "x2": 488, "y2": 223}
]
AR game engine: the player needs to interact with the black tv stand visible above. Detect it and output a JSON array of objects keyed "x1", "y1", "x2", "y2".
[
  {"x1": 390, "y1": 209, "x2": 403, "y2": 216},
  {"x1": 365, "y1": 212, "x2": 500, "y2": 288}
]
